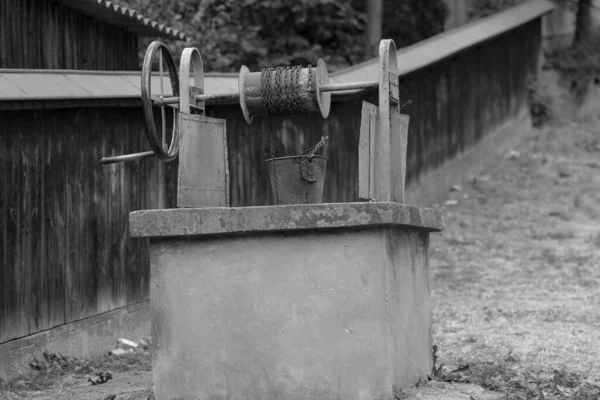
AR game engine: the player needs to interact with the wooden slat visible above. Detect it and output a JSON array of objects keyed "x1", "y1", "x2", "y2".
[
  {"x1": 391, "y1": 112, "x2": 409, "y2": 204},
  {"x1": 117, "y1": 110, "x2": 129, "y2": 308},
  {"x1": 29, "y1": 114, "x2": 45, "y2": 333},
  {"x1": 94, "y1": 111, "x2": 110, "y2": 313},
  {"x1": 19, "y1": 124, "x2": 33, "y2": 336},
  {"x1": 177, "y1": 115, "x2": 229, "y2": 208},
  {"x1": 0, "y1": 112, "x2": 8, "y2": 342},
  {"x1": 48, "y1": 111, "x2": 67, "y2": 330},
  {"x1": 124, "y1": 111, "x2": 136, "y2": 303},
  {"x1": 81, "y1": 110, "x2": 98, "y2": 318},
  {"x1": 65, "y1": 116, "x2": 77, "y2": 322},
  {"x1": 358, "y1": 102, "x2": 377, "y2": 201},
  {"x1": 106, "y1": 118, "x2": 120, "y2": 309},
  {"x1": 5, "y1": 113, "x2": 21, "y2": 340}
]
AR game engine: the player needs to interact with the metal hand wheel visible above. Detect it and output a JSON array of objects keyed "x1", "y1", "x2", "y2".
[
  {"x1": 100, "y1": 40, "x2": 180, "y2": 164},
  {"x1": 142, "y1": 40, "x2": 180, "y2": 162}
]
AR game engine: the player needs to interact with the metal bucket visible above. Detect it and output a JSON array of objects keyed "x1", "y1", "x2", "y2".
[{"x1": 265, "y1": 155, "x2": 327, "y2": 205}]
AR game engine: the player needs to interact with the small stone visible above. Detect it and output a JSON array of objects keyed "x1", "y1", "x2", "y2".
[
  {"x1": 587, "y1": 161, "x2": 600, "y2": 169},
  {"x1": 109, "y1": 348, "x2": 128, "y2": 356},
  {"x1": 593, "y1": 234, "x2": 600, "y2": 248},
  {"x1": 549, "y1": 210, "x2": 572, "y2": 221},
  {"x1": 117, "y1": 338, "x2": 138, "y2": 350},
  {"x1": 445, "y1": 199, "x2": 459, "y2": 206},
  {"x1": 450, "y1": 184, "x2": 463, "y2": 192},
  {"x1": 463, "y1": 194, "x2": 469, "y2": 199},
  {"x1": 557, "y1": 163, "x2": 572, "y2": 178},
  {"x1": 505, "y1": 150, "x2": 520, "y2": 160}
]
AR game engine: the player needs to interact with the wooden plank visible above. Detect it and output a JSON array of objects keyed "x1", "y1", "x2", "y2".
[
  {"x1": 95, "y1": 111, "x2": 110, "y2": 313},
  {"x1": 65, "y1": 113, "x2": 81, "y2": 323},
  {"x1": 358, "y1": 101, "x2": 377, "y2": 201},
  {"x1": 18, "y1": 125, "x2": 33, "y2": 337},
  {"x1": 177, "y1": 114, "x2": 229, "y2": 208},
  {"x1": 0, "y1": 112, "x2": 8, "y2": 342},
  {"x1": 127, "y1": 111, "x2": 140, "y2": 303},
  {"x1": 8, "y1": 0, "x2": 16, "y2": 67},
  {"x1": 48, "y1": 112, "x2": 67, "y2": 329},
  {"x1": 136, "y1": 117, "x2": 150, "y2": 302},
  {"x1": 5, "y1": 113, "x2": 21, "y2": 341},
  {"x1": 106, "y1": 115, "x2": 121, "y2": 309},
  {"x1": 29, "y1": 114, "x2": 44, "y2": 334},
  {"x1": 117, "y1": 111, "x2": 129, "y2": 308},
  {"x1": 81, "y1": 110, "x2": 98, "y2": 318},
  {"x1": 375, "y1": 39, "x2": 397, "y2": 202},
  {"x1": 0, "y1": 0, "x2": 6, "y2": 67},
  {"x1": 391, "y1": 111, "x2": 409, "y2": 204}
]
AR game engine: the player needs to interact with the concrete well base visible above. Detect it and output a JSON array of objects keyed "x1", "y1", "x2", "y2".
[{"x1": 129, "y1": 202, "x2": 443, "y2": 400}]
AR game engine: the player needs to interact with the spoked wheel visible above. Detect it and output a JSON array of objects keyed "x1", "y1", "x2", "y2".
[{"x1": 141, "y1": 41, "x2": 180, "y2": 162}]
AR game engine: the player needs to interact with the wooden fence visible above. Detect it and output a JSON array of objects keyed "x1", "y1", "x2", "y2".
[
  {"x1": 0, "y1": 0, "x2": 138, "y2": 70},
  {"x1": 0, "y1": 2, "x2": 549, "y2": 344}
]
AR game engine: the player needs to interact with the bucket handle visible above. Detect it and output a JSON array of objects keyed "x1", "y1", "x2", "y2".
[
  {"x1": 300, "y1": 136, "x2": 329, "y2": 160},
  {"x1": 300, "y1": 136, "x2": 328, "y2": 182}
]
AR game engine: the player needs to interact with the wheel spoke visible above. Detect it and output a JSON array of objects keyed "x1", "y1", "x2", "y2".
[{"x1": 159, "y1": 48, "x2": 167, "y2": 150}]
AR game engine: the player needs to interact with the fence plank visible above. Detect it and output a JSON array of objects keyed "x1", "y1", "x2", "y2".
[
  {"x1": 48, "y1": 112, "x2": 67, "y2": 329},
  {"x1": 0, "y1": 114, "x2": 8, "y2": 342},
  {"x1": 5, "y1": 114, "x2": 21, "y2": 340},
  {"x1": 29, "y1": 115, "x2": 45, "y2": 333}
]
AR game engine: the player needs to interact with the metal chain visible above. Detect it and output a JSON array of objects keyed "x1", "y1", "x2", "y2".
[
  {"x1": 305, "y1": 171, "x2": 309, "y2": 204},
  {"x1": 269, "y1": 123, "x2": 280, "y2": 204},
  {"x1": 301, "y1": 136, "x2": 328, "y2": 160},
  {"x1": 301, "y1": 136, "x2": 328, "y2": 204},
  {"x1": 261, "y1": 66, "x2": 309, "y2": 117}
]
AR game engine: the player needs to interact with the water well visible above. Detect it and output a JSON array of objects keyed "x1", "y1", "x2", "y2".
[{"x1": 102, "y1": 39, "x2": 443, "y2": 400}]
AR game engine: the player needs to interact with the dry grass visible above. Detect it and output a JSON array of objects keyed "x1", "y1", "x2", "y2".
[{"x1": 428, "y1": 120, "x2": 600, "y2": 398}]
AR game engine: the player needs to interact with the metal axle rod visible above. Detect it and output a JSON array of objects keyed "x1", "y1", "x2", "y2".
[
  {"x1": 152, "y1": 80, "x2": 380, "y2": 106},
  {"x1": 101, "y1": 150, "x2": 156, "y2": 164},
  {"x1": 319, "y1": 80, "x2": 379, "y2": 92}
]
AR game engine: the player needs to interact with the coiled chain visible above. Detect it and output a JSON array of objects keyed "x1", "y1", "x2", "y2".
[{"x1": 261, "y1": 65, "x2": 311, "y2": 117}]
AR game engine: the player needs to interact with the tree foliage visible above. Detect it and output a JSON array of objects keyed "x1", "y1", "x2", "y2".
[
  {"x1": 353, "y1": 0, "x2": 448, "y2": 49},
  {"x1": 115, "y1": 0, "x2": 448, "y2": 72},
  {"x1": 467, "y1": 0, "x2": 526, "y2": 20}
]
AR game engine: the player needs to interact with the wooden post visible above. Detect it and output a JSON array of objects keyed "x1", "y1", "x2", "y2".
[{"x1": 358, "y1": 39, "x2": 409, "y2": 204}]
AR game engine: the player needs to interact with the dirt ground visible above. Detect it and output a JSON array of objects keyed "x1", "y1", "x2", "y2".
[{"x1": 2, "y1": 119, "x2": 600, "y2": 399}]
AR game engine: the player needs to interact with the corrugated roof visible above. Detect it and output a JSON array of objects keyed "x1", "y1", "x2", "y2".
[
  {"x1": 50, "y1": 0, "x2": 187, "y2": 41},
  {"x1": 0, "y1": 0, "x2": 553, "y2": 104}
]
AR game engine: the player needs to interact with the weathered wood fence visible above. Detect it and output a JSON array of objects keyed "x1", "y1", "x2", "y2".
[
  {"x1": 0, "y1": 1, "x2": 552, "y2": 344},
  {"x1": 0, "y1": 0, "x2": 138, "y2": 70}
]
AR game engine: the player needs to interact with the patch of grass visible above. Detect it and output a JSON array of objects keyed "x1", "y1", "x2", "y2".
[{"x1": 0, "y1": 380, "x2": 27, "y2": 400}]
